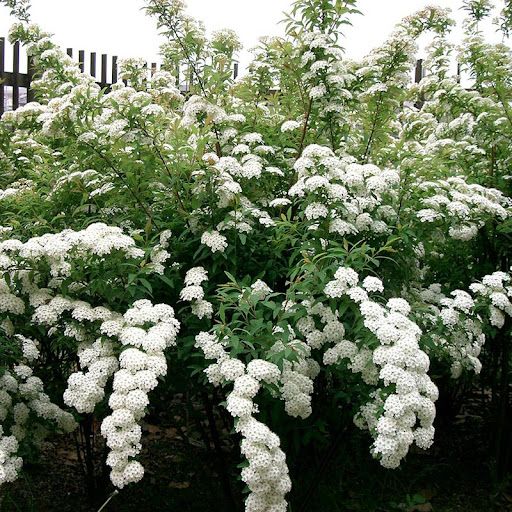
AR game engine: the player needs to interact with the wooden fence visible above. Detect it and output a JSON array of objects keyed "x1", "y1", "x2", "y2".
[{"x1": 0, "y1": 37, "x2": 240, "y2": 115}]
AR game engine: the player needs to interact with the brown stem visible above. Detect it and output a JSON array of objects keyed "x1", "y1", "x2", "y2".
[
  {"x1": 201, "y1": 391, "x2": 238, "y2": 511},
  {"x1": 138, "y1": 121, "x2": 189, "y2": 215},
  {"x1": 161, "y1": 13, "x2": 223, "y2": 157},
  {"x1": 83, "y1": 140, "x2": 161, "y2": 230},
  {"x1": 82, "y1": 414, "x2": 96, "y2": 502}
]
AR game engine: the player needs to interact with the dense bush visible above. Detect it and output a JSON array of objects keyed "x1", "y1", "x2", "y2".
[{"x1": 0, "y1": 0, "x2": 511, "y2": 510}]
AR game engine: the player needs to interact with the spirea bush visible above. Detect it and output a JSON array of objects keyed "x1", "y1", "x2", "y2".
[{"x1": 0, "y1": 0, "x2": 512, "y2": 509}]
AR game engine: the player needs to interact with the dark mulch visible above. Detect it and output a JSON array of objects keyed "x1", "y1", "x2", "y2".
[{"x1": 1, "y1": 390, "x2": 510, "y2": 512}]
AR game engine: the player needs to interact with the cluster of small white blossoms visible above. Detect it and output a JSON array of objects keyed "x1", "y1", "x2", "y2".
[
  {"x1": 470, "y1": 271, "x2": 512, "y2": 328},
  {"x1": 0, "y1": 334, "x2": 77, "y2": 487},
  {"x1": 415, "y1": 176, "x2": 511, "y2": 241},
  {"x1": 180, "y1": 266, "x2": 213, "y2": 319},
  {"x1": 235, "y1": 281, "x2": 320, "y2": 420},
  {"x1": 101, "y1": 300, "x2": 180, "y2": 488},
  {"x1": 271, "y1": 326, "x2": 320, "y2": 420},
  {"x1": 181, "y1": 95, "x2": 228, "y2": 127},
  {"x1": 200, "y1": 230, "x2": 228, "y2": 253},
  {"x1": 77, "y1": 85, "x2": 165, "y2": 147},
  {"x1": 50, "y1": 168, "x2": 115, "y2": 201},
  {"x1": 0, "y1": 179, "x2": 35, "y2": 202},
  {"x1": 7, "y1": 23, "x2": 182, "y2": 153},
  {"x1": 324, "y1": 267, "x2": 438, "y2": 468},
  {"x1": 195, "y1": 331, "x2": 291, "y2": 512},
  {"x1": 392, "y1": 104, "x2": 487, "y2": 179},
  {"x1": 6, "y1": 25, "x2": 107, "y2": 139},
  {"x1": 422, "y1": 108, "x2": 486, "y2": 166},
  {"x1": 147, "y1": 71, "x2": 183, "y2": 105},
  {"x1": 407, "y1": 282, "x2": 485, "y2": 378},
  {"x1": 405, "y1": 270, "x2": 512, "y2": 379},
  {"x1": 6, "y1": 294, "x2": 117, "y2": 414},
  {"x1": 147, "y1": 229, "x2": 172, "y2": 275},
  {"x1": 280, "y1": 120, "x2": 301, "y2": 133},
  {"x1": 9, "y1": 24, "x2": 96, "y2": 105},
  {"x1": 216, "y1": 195, "x2": 276, "y2": 234},
  {"x1": 193, "y1": 153, "x2": 243, "y2": 209},
  {"x1": 289, "y1": 144, "x2": 398, "y2": 236},
  {"x1": 190, "y1": 148, "x2": 276, "y2": 239},
  {"x1": 0, "y1": 223, "x2": 144, "y2": 279},
  {"x1": 63, "y1": 337, "x2": 119, "y2": 413},
  {"x1": 249, "y1": 279, "x2": 273, "y2": 301},
  {"x1": 117, "y1": 57, "x2": 151, "y2": 88},
  {"x1": 354, "y1": 32, "x2": 416, "y2": 109},
  {"x1": 287, "y1": 297, "x2": 379, "y2": 386},
  {"x1": 294, "y1": 28, "x2": 358, "y2": 121},
  {"x1": 355, "y1": 6, "x2": 450, "y2": 94}
]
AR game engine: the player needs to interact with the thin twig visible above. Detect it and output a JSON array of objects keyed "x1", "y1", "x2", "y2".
[
  {"x1": 97, "y1": 490, "x2": 119, "y2": 512},
  {"x1": 161, "y1": 13, "x2": 224, "y2": 157},
  {"x1": 82, "y1": 140, "x2": 161, "y2": 230}
]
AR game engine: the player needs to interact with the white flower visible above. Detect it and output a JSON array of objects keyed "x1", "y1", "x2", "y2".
[
  {"x1": 362, "y1": 276, "x2": 384, "y2": 293},
  {"x1": 184, "y1": 267, "x2": 208, "y2": 286},
  {"x1": 201, "y1": 230, "x2": 228, "y2": 253},
  {"x1": 281, "y1": 120, "x2": 301, "y2": 132}
]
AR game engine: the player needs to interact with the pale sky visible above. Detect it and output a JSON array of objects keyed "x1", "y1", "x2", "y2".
[{"x1": 0, "y1": 0, "x2": 506, "y2": 75}]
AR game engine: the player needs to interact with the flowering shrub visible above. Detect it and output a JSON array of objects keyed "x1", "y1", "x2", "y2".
[{"x1": 1, "y1": 0, "x2": 512, "y2": 509}]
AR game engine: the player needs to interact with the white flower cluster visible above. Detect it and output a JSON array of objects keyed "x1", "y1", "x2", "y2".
[
  {"x1": 102, "y1": 300, "x2": 180, "y2": 488},
  {"x1": 190, "y1": 142, "x2": 277, "y2": 244},
  {"x1": 408, "y1": 271, "x2": 512, "y2": 378},
  {"x1": 147, "y1": 230, "x2": 172, "y2": 275},
  {"x1": 180, "y1": 267, "x2": 213, "y2": 319},
  {"x1": 64, "y1": 339, "x2": 119, "y2": 413},
  {"x1": 266, "y1": 321, "x2": 321, "y2": 420},
  {"x1": 291, "y1": 297, "x2": 379, "y2": 386},
  {"x1": 324, "y1": 267, "x2": 438, "y2": 468},
  {"x1": 289, "y1": 145, "x2": 398, "y2": 236},
  {"x1": 0, "y1": 179, "x2": 34, "y2": 202},
  {"x1": 250, "y1": 279, "x2": 273, "y2": 301},
  {"x1": 200, "y1": 230, "x2": 228, "y2": 253},
  {"x1": 280, "y1": 120, "x2": 301, "y2": 132},
  {"x1": 182, "y1": 95, "x2": 227, "y2": 127},
  {"x1": 408, "y1": 283, "x2": 484, "y2": 378},
  {"x1": 148, "y1": 71, "x2": 183, "y2": 105},
  {"x1": 0, "y1": 335, "x2": 76, "y2": 487},
  {"x1": 51, "y1": 169, "x2": 115, "y2": 201},
  {"x1": 195, "y1": 332, "x2": 290, "y2": 512},
  {"x1": 8, "y1": 23, "x2": 97, "y2": 107},
  {"x1": 0, "y1": 223, "x2": 144, "y2": 278},
  {"x1": 279, "y1": 354, "x2": 318, "y2": 420},
  {"x1": 296, "y1": 29, "x2": 353, "y2": 117},
  {"x1": 193, "y1": 154, "x2": 243, "y2": 209},
  {"x1": 470, "y1": 271, "x2": 512, "y2": 328},
  {"x1": 0, "y1": 429, "x2": 21, "y2": 487},
  {"x1": 415, "y1": 176, "x2": 511, "y2": 241}
]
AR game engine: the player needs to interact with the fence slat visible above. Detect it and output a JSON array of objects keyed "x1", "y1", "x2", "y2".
[
  {"x1": 27, "y1": 55, "x2": 34, "y2": 102},
  {"x1": 414, "y1": 59, "x2": 423, "y2": 84},
  {"x1": 101, "y1": 54, "x2": 107, "y2": 86},
  {"x1": 112, "y1": 56, "x2": 118, "y2": 84},
  {"x1": 12, "y1": 41, "x2": 20, "y2": 110},
  {"x1": 0, "y1": 37, "x2": 5, "y2": 115},
  {"x1": 90, "y1": 52, "x2": 96, "y2": 77},
  {"x1": 78, "y1": 50, "x2": 85, "y2": 73}
]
